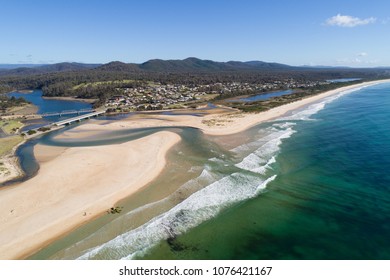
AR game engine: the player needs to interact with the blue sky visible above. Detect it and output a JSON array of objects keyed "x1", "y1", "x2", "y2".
[{"x1": 1, "y1": 0, "x2": 389, "y2": 66}]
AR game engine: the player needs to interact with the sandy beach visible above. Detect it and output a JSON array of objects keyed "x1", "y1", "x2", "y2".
[
  {"x1": 0, "y1": 131, "x2": 180, "y2": 259},
  {"x1": 57, "y1": 79, "x2": 390, "y2": 139},
  {"x1": 1, "y1": 79, "x2": 389, "y2": 259}
]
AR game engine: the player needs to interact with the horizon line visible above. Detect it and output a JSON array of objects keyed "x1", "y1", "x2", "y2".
[{"x1": 0, "y1": 58, "x2": 389, "y2": 69}]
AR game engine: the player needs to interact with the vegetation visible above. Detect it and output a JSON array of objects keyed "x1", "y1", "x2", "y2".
[
  {"x1": 220, "y1": 81, "x2": 363, "y2": 112},
  {"x1": 0, "y1": 95, "x2": 30, "y2": 113},
  {"x1": 0, "y1": 119, "x2": 23, "y2": 134},
  {"x1": 27, "y1": 130, "x2": 37, "y2": 135},
  {"x1": 37, "y1": 127, "x2": 51, "y2": 132},
  {"x1": 0, "y1": 136, "x2": 23, "y2": 157}
]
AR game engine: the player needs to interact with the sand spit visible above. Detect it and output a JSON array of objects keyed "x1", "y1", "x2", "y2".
[{"x1": 0, "y1": 131, "x2": 180, "y2": 259}]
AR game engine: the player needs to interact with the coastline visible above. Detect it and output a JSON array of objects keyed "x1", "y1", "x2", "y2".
[
  {"x1": 1, "y1": 79, "x2": 389, "y2": 259},
  {"x1": 0, "y1": 131, "x2": 181, "y2": 259},
  {"x1": 57, "y1": 79, "x2": 390, "y2": 138}
]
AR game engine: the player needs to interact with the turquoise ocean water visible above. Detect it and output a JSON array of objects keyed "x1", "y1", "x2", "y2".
[
  {"x1": 30, "y1": 82, "x2": 390, "y2": 260},
  {"x1": 142, "y1": 82, "x2": 390, "y2": 260}
]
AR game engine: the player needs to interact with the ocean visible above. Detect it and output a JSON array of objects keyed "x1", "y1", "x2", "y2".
[{"x1": 30, "y1": 82, "x2": 390, "y2": 260}]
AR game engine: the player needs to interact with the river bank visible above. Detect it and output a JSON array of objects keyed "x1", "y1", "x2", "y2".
[
  {"x1": 0, "y1": 131, "x2": 180, "y2": 259},
  {"x1": 42, "y1": 96, "x2": 97, "y2": 104},
  {"x1": 0, "y1": 117, "x2": 26, "y2": 184},
  {"x1": 0, "y1": 90, "x2": 94, "y2": 185},
  {"x1": 0, "y1": 138, "x2": 24, "y2": 184}
]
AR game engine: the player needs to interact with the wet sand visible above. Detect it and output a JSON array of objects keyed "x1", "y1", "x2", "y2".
[{"x1": 0, "y1": 131, "x2": 180, "y2": 259}]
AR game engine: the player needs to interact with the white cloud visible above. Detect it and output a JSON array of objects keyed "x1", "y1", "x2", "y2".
[
  {"x1": 335, "y1": 57, "x2": 379, "y2": 66},
  {"x1": 325, "y1": 14, "x2": 376, "y2": 27},
  {"x1": 358, "y1": 52, "x2": 368, "y2": 57}
]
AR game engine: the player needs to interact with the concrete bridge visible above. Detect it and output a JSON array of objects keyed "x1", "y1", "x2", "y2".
[
  {"x1": 53, "y1": 110, "x2": 106, "y2": 126},
  {"x1": 42, "y1": 108, "x2": 95, "y2": 117}
]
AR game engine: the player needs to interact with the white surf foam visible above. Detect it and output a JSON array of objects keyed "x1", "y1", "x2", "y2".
[
  {"x1": 234, "y1": 127, "x2": 295, "y2": 173},
  {"x1": 230, "y1": 122, "x2": 295, "y2": 155},
  {"x1": 279, "y1": 86, "x2": 366, "y2": 121},
  {"x1": 77, "y1": 86, "x2": 369, "y2": 259},
  {"x1": 57, "y1": 167, "x2": 221, "y2": 259},
  {"x1": 77, "y1": 172, "x2": 277, "y2": 260}
]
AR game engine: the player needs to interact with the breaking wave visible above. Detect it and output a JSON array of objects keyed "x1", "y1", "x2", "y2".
[
  {"x1": 279, "y1": 86, "x2": 366, "y2": 121},
  {"x1": 75, "y1": 86, "x2": 364, "y2": 259}
]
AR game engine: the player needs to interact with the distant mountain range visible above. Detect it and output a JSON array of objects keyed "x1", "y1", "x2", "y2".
[
  {"x1": 0, "y1": 58, "x2": 296, "y2": 76},
  {"x1": 0, "y1": 64, "x2": 45, "y2": 69},
  {"x1": 99, "y1": 57, "x2": 298, "y2": 72},
  {"x1": 0, "y1": 62, "x2": 101, "y2": 76},
  {"x1": 0, "y1": 57, "x2": 388, "y2": 77}
]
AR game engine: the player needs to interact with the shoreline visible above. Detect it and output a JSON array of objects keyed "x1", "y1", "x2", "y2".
[
  {"x1": 42, "y1": 96, "x2": 97, "y2": 104},
  {"x1": 2, "y1": 104, "x2": 39, "y2": 116},
  {"x1": 0, "y1": 143, "x2": 24, "y2": 185},
  {"x1": 197, "y1": 79, "x2": 390, "y2": 135},
  {"x1": 0, "y1": 131, "x2": 181, "y2": 259},
  {"x1": 0, "y1": 103, "x2": 39, "y2": 185},
  {"x1": 58, "y1": 79, "x2": 390, "y2": 138},
  {"x1": 4, "y1": 89, "x2": 96, "y2": 105},
  {"x1": 1, "y1": 79, "x2": 389, "y2": 259}
]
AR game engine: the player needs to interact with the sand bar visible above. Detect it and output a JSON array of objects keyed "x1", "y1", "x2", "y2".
[{"x1": 0, "y1": 131, "x2": 180, "y2": 259}]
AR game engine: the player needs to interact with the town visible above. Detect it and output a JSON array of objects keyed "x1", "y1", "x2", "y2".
[{"x1": 104, "y1": 79, "x2": 331, "y2": 112}]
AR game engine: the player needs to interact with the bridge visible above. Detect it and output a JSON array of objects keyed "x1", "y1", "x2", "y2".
[
  {"x1": 41, "y1": 108, "x2": 95, "y2": 117},
  {"x1": 53, "y1": 110, "x2": 106, "y2": 126}
]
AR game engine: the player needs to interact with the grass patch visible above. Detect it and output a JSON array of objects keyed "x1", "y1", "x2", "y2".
[
  {"x1": 165, "y1": 104, "x2": 186, "y2": 109},
  {"x1": 0, "y1": 136, "x2": 24, "y2": 157},
  {"x1": 199, "y1": 93, "x2": 219, "y2": 101},
  {"x1": 0, "y1": 119, "x2": 23, "y2": 134},
  {"x1": 72, "y1": 80, "x2": 136, "y2": 90}
]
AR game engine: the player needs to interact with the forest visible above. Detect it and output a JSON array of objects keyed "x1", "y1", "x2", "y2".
[{"x1": 1, "y1": 58, "x2": 390, "y2": 108}]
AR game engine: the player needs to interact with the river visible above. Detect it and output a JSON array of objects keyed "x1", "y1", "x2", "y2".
[{"x1": 3, "y1": 90, "x2": 93, "y2": 183}]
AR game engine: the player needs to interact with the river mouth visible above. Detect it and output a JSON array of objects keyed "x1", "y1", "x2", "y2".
[
  {"x1": 27, "y1": 100, "x2": 306, "y2": 259},
  {"x1": 11, "y1": 82, "x2": 390, "y2": 260},
  {"x1": 15, "y1": 89, "x2": 322, "y2": 259}
]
